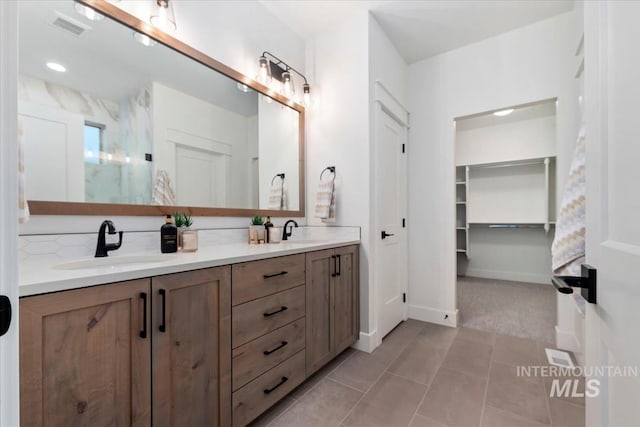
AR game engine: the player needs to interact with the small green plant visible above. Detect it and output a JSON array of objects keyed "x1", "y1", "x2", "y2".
[
  {"x1": 251, "y1": 215, "x2": 264, "y2": 225},
  {"x1": 173, "y1": 212, "x2": 193, "y2": 228}
]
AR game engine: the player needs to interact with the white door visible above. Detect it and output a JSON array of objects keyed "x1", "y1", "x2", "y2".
[
  {"x1": 1, "y1": 2, "x2": 20, "y2": 426},
  {"x1": 175, "y1": 145, "x2": 228, "y2": 207},
  {"x1": 374, "y1": 103, "x2": 408, "y2": 340},
  {"x1": 584, "y1": 2, "x2": 640, "y2": 425},
  {"x1": 19, "y1": 102, "x2": 84, "y2": 202}
]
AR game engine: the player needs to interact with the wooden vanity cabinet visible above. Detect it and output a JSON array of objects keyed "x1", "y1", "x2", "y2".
[
  {"x1": 306, "y1": 245, "x2": 359, "y2": 375},
  {"x1": 20, "y1": 266, "x2": 231, "y2": 427},
  {"x1": 20, "y1": 278, "x2": 152, "y2": 427}
]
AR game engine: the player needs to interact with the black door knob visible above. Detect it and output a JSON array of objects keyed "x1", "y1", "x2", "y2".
[{"x1": 381, "y1": 231, "x2": 395, "y2": 240}]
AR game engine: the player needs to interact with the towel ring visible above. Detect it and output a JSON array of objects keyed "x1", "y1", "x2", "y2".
[
  {"x1": 271, "y1": 173, "x2": 285, "y2": 186},
  {"x1": 320, "y1": 166, "x2": 336, "y2": 181}
]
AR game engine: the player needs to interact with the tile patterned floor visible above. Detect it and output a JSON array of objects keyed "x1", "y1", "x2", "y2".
[{"x1": 250, "y1": 321, "x2": 585, "y2": 427}]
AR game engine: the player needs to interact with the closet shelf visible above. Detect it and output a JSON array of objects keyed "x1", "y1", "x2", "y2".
[
  {"x1": 456, "y1": 227, "x2": 466, "y2": 230},
  {"x1": 456, "y1": 249, "x2": 467, "y2": 254},
  {"x1": 456, "y1": 201, "x2": 466, "y2": 205},
  {"x1": 469, "y1": 222, "x2": 556, "y2": 229},
  {"x1": 456, "y1": 181, "x2": 466, "y2": 185}
]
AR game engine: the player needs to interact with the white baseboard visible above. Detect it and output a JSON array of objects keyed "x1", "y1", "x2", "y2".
[
  {"x1": 408, "y1": 304, "x2": 458, "y2": 328},
  {"x1": 465, "y1": 268, "x2": 551, "y2": 285},
  {"x1": 555, "y1": 325, "x2": 581, "y2": 353},
  {"x1": 352, "y1": 329, "x2": 378, "y2": 353}
]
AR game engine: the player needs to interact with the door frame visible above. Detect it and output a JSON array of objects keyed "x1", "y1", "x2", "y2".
[
  {"x1": 0, "y1": 1, "x2": 20, "y2": 425},
  {"x1": 372, "y1": 80, "x2": 409, "y2": 348}
]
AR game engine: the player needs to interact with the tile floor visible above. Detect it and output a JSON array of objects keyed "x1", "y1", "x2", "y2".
[{"x1": 250, "y1": 320, "x2": 585, "y2": 427}]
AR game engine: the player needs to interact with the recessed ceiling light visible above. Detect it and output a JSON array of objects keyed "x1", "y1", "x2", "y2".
[
  {"x1": 46, "y1": 62, "x2": 66, "y2": 72},
  {"x1": 493, "y1": 108, "x2": 514, "y2": 117},
  {"x1": 133, "y1": 32, "x2": 157, "y2": 47},
  {"x1": 74, "y1": 3, "x2": 104, "y2": 21},
  {"x1": 236, "y1": 83, "x2": 252, "y2": 93}
]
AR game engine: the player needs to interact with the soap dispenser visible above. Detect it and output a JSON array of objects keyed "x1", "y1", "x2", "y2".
[{"x1": 160, "y1": 214, "x2": 178, "y2": 253}]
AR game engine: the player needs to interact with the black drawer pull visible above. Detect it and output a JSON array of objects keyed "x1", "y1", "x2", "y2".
[
  {"x1": 159, "y1": 289, "x2": 166, "y2": 333},
  {"x1": 263, "y1": 271, "x2": 288, "y2": 279},
  {"x1": 263, "y1": 341, "x2": 288, "y2": 355},
  {"x1": 140, "y1": 292, "x2": 148, "y2": 339},
  {"x1": 337, "y1": 254, "x2": 341, "y2": 277},
  {"x1": 331, "y1": 255, "x2": 337, "y2": 277},
  {"x1": 263, "y1": 376, "x2": 288, "y2": 394},
  {"x1": 263, "y1": 306, "x2": 288, "y2": 317}
]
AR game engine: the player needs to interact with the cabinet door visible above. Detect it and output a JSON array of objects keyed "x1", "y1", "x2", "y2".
[
  {"x1": 20, "y1": 279, "x2": 151, "y2": 427},
  {"x1": 333, "y1": 245, "x2": 360, "y2": 354},
  {"x1": 152, "y1": 267, "x2": 231, "y2": 427},
  {"x1": 305, "y1": 249, "x2": 334, "y2": 375}
]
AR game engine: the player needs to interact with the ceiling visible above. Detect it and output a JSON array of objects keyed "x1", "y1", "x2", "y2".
[
  {"x1": 259, "y1": 0, "x2": 574, "y2": 63},
  {"x1": 18, "y1": 1, "x2": 258, "y2": 116},
  {"x1": 455, "y1": 99, "x2": 557, "y2": 132}
]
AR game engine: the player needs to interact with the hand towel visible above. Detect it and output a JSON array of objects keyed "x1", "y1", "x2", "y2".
[
  {"x1": 152, "y1": 169, "x2": 176, "y2": 205},
  {"x1": 18, "y1": 119, "x2": 30, "y2": 224},
  {"x1": 315, "y1": 178, "x2": 336, "y2": 222},
  {"x1": 552, "y1": 125, "x2": 585, "y2": 276},
  {"x1": 268, "y1": 176, "x2": 285, "y2": 210}
]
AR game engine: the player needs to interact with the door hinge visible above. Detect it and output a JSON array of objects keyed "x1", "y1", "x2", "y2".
[
  {"x1": 402, "y1": 144, "x2": 405, "y2": 153},
  {"x1": 402, "y1": 293, "x2": 406, "y2": 303},
  {"x1": 402, "y1": 218, "x2": 406, "y2": 228}
]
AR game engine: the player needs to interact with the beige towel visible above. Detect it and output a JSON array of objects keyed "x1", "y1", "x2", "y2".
[
  {"x1": 268, "y1": 176, "x2": 287, "y2": 210},
  {"x1": 552, "y1": 125, "x2": 585, "y2": 276},
  {"x1": 315, "y1": 178, "x2": 336, "y2": 222},
  {"x1": 152, "y1": 170, "x2": 176, "y2": 205},
  {"x1": 18, "y1": 120, "x2": 30, "y2": 224}
]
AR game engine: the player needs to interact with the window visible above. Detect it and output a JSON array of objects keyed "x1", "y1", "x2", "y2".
[{"x1": 83, "y1": 122, "x2": 104, "y2": 164}]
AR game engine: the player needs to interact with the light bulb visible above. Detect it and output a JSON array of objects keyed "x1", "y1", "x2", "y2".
[
  {"x1": 302, "y1": 83, "x2": 311, "y2": 106},
  {"x1": 150, "y1": 0, "x2": 176, "y2": 32},
  {"x1": 257, "y1": 56, "x2": 271, "y2": 85},
  {"x1": 282, "y1": 71, "x2": 294, "y2": 97},
  {"x1": 74, "y1": 3, "x2": 104, "y2": 21}
]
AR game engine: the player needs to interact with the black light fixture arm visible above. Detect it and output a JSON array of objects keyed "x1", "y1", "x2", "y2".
[{"x1": 261, "y1": 51, "x2": 308, "y2": 84}]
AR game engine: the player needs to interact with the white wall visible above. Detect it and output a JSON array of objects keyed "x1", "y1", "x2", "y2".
[
  {"x1": 304, "y1": 10, "x2": 371, "y2": 332},
  {"x1": 456, "y1": 115, "x2": 557, "y2": 166},
  {"x1": 19, "y1": 1, "x2": 306, "y2": 234},
  {"x1": 258, "y1": 101, "x2": 300, "y2": 211},
  {"x1": 407, "y1": 10, "x2": 581, "y2": 327}
]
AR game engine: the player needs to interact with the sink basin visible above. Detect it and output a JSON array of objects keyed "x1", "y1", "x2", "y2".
[{"x1": 54, "y1": 255, "x2": 176, "y2": 270}]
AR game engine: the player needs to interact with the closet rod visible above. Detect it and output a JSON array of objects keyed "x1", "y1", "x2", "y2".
[{"x1": 469, "y1": 160, "x2": 544, "y2": 169}]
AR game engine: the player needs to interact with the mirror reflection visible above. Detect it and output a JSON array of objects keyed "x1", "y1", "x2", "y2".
[{"x1": 17, "y1": 1, "x2": 300, "y2": 211}]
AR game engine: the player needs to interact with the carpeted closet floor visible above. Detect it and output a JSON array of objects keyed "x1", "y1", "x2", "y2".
[{"x1": 457, "y1": 276, "x2": 556, "y2": 343}]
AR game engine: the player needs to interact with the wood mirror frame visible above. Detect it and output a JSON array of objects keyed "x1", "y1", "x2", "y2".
[{"x1": 28, "y1": 0, "x2": 305, "y2": 218}]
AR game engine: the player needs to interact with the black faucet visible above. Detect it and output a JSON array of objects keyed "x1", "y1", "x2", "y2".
[
  {"x1": 282, "y1": 219, "x2": 299, "y2": 241},
  {"x1": 95, "y1": 220, "x2": 123, "y2": 257}
]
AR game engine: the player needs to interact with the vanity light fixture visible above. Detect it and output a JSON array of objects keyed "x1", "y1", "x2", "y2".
[
  {"x1": 150, "y1": 0, "x2": 177, "y2": 32},
  {"x1": 74, "y1": 3, "x2": 104, "y2": 21},
  {"x1": 493, "y1": 108, "x2": 514, "y2": 117},
  {"x1": 257, "y1": 51, "x2": 311, "y2": 106},
  {"x1": 46, "y1": 62, "x2": 66, "y2": 72}
]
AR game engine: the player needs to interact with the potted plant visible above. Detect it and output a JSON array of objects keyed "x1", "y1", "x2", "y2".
[
  {"x1": 174, "y1": 212, "x2": 197, "y2": 251},
  {"x1": 249, "y1": 215, "x2": 265, "y2": 243}
]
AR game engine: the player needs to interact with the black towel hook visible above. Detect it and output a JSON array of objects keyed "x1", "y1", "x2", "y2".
[
  {"x1": 271, "y1": 173, "x2": 285, "y2": 186},
  {"x1": 320, "y1": 166, "x2": 336, "y2": 181}
]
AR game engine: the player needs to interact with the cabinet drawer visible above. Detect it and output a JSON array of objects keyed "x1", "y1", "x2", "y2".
[
  {"x1": 232, "y1": 285, "x2": 305, "y2": 347},
  {"x1": 232, "y1": 254, "x2": 305, "y2": 305},
  {"x1": 232, "y1": 317, "x2": 305, "y2": 391},
  {"x1": 232, "y1": 350, "x2": 305, "y2": 427}
]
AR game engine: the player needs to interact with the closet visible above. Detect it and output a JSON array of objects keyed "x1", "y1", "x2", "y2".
[{"x1": 455, "y1": 100, "x2": 557, "y2": 284}]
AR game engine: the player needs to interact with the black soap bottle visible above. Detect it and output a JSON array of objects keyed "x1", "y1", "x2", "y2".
[
  {"x1": 160, "y1": 215, "x2": 178, "y2": 253},
  {"x1": 264, "y1": 216, "x2": 274, "y2": 243}
]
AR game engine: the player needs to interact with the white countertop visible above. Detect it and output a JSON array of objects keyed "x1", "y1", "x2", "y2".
[{"x1": 19, "y1": 239, "x2": 359, "y2": 297}]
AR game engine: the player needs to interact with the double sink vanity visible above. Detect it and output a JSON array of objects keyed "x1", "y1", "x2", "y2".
[{"x1": 19, "y1": 237, "x2": 360, "y2": 426}]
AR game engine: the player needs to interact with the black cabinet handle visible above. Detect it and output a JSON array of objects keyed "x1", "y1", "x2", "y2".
[
  {"x1": 140, "y1": 292, "x2": 148, "y2": 339},
  {"x1": 337, "y1": 254, "x2": 341, "y2": 277},
  {"x1": 263, "y1": 306, "x2": 288, "y2": 317},
  {"x1": 263, "y1": 376, "x2": 288, "y2": 394},
  {"x1": 159, "y1": 289, "x2": 166, "y2": 332},
  {"x1": 263, "y1": 271, "x2": 288, "y2": 279},
  {"x1": 331, "y1": 255, "x2": 337, "y2": 277},
  {"x1": 263, "y1": 341, "x2": 288, "y2": 355}
]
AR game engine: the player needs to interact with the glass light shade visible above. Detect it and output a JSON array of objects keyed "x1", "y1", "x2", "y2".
[
  {"x1": 302, "y1": 83, "x2": 311, "y2": 106},
  {"x1": 282, "y1": 71, "x2": 294, "y2": 97},
  {"x1": 257, "y1": 56, "x2": 271, "y2": 85},
  {"x1": 150, "y1": 0, "x2": 177, "y2": 32}
]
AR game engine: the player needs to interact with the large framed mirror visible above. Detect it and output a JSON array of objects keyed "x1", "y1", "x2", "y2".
[{"x1": 18, "y1": 0, "x2": 305, "y2": 217}]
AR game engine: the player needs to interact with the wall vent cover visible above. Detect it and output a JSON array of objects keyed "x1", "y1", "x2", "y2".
[{"x1": 49, "y1": 12, "x2": 91, "y2": 37}]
